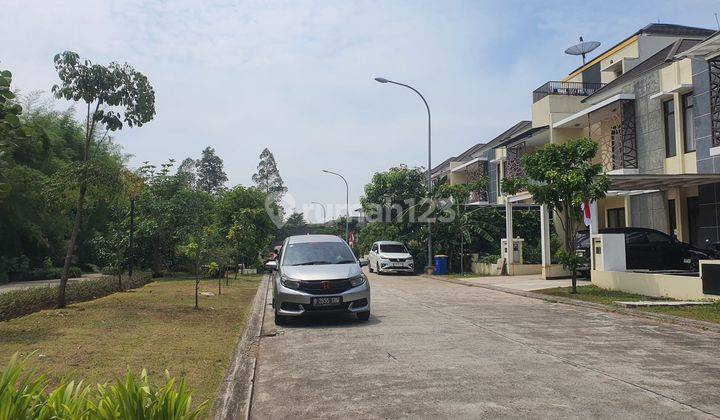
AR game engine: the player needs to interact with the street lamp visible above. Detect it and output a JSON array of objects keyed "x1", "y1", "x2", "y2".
[
  {"x1": 311, "y1": 201, "x2": 327, "y2": 224},
  {"x1": 322, "y1": 169, "x2": 349, "y2": 241},
  {"x1": 375, "y1": 76, "x2": 433, "y2": 270}
]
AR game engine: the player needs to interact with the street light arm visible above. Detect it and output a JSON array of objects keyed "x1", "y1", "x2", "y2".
[
  {"x1": 322, "y1": 169, "x2": 350, "y2": 242},
  {"x1": 385, "y1": 80, "x2": 431, "y2": 120},
  {"x1": 322, "y1": 169, "x2": 348, "y2": 189}
]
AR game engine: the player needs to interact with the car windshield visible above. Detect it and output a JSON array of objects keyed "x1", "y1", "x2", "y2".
[
  {"x1": 282, "y1": 242, "x2": 356, "y2": 266},
  {"x1": 380, "y1": 244, "x2": 407, "y2": 253}
]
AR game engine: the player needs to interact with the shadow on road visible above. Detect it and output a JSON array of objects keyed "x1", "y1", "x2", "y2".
[{"x1": 280, "y1": 313, "x2": 381, "y2": 329}]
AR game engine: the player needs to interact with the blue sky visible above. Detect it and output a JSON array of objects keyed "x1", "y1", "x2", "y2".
[{"x1": 2, "y1": 0, "x2": 719, "y2": 222}]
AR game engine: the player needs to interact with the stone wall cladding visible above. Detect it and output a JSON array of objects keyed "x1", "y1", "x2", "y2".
[
  {"x1": 630, "y1": 192, "x2": 670, "y2": 234},
  {"x1": 692, "y1": 58, "x2": 720, "y2": 247},
  {"x1": 632, "y1": 71, "x2": 665, "y2": 174}
]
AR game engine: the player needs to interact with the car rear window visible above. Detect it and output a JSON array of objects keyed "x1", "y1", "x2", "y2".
[{"x1": 380, "y1": 244, "x2": 407, "y2": 253}]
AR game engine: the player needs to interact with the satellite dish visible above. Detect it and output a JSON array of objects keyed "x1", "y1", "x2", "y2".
[{"x1": 564, "y1": 36, "x2": 601, "y2": 65}]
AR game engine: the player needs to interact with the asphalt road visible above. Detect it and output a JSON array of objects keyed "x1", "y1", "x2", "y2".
[{"x1": 250, "y1": 271, "x2": 720, "y2": 419}]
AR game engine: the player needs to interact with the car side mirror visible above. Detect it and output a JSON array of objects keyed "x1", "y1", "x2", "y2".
[
  {"x1": 358, "y1": 259, "x2": 369, "y2": 267},
  {"x1": 264, "y1": 260, "x2": 278, "y2": 271}
]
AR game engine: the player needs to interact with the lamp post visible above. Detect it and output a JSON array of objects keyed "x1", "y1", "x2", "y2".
[
  {"x1": 322, "y1": 169, "x2": 349, "y2": 241},
  {"x1": 375, "y1": 77, "x2": 433, "y2": 270},
  {"x1": 311, "y1": 201, "x2": 327, "y2": 224}
]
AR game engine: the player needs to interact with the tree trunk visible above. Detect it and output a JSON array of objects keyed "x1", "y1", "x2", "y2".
[
  {"x1": 128, "y1": 197, "x2": 135, "y2": 278},
  {"x1": 57, "y1": 182, "x2": 87, "y2": 308},
  {"x1": 58, "y1": 101, "x2": 99, "y2": 308},
  {"x1": 194, "y1": 257, "x2": 199, "y2": 310},
  {"x1": 151, "y1": 235, "x2": 162, "y2": 277}
]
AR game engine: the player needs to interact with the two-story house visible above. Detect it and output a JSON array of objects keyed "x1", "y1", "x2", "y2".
[{"x1": 437, "y1": 23, "x2": 720, "y2": 279}]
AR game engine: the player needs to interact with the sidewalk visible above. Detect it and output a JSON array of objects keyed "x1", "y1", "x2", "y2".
[
  {"x1": 447, "y1": 274, "x2": 590, "y2": 291},
  {"x1": 0, "y1": 273, "x2": 106, "y2": 294}
]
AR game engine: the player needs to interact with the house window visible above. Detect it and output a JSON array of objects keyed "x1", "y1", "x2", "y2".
[
  {"x1": 606, "y1": 207, "x2": 626, "y2": 228},
  {"x1": 682, "y1": 92, "x2": 695, "y2": 152},
  {"x1": 664, "y1": 99, "x2": 676, "y2": 157}
]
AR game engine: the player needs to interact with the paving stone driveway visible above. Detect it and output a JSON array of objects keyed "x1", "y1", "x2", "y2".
[{"x1": 250, "y1": 272, "x2": 720, "y2": 419}]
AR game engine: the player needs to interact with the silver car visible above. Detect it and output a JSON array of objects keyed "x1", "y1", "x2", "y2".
[{"x1": 265, "y1": 234, "x2": 371, "y2": 325}]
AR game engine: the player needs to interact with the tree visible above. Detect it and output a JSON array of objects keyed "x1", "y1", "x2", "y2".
[
  {"x1": 135, "y1": 160, "x2": 214, "y2": 277},
  {"x1": 276, "y1": 212, "x2": 308, "y2": 240},
  {"x1": 359, "y1": 165, "x2": 430, "y2": 268},
  {"x1": 502, "y1": 138, "x2": 610, "y2": 293},
  {"x1": 196, "y1": 147, "x2": 227, "y2": 194},
  {"x1": 0, "y1": 68, "x2": 25, "y2": 201},
  {"x1": 216, "y1": 186, "x2": 275, "y2": 271},
  {"x1": 361, "y1": 165, "x2": 427, "y2": 223},
  {"x1": 252, "y1": 148, "x2": 287, "y2": 199},
  {"x1": 432, "y1": 178, "x2": 492, "y2": 273},
  {"x1": 51, "y1": 51, "x2": 155, "y2": 307},
  {"x1": 177, "y1": 157, "x2": 197, "y2": 190}
]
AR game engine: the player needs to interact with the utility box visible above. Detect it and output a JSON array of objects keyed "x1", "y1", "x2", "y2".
[
  {"x1": 700, "y1": 261, "x2": 720, "y2": 295},
  {"x1": 590, "y1": 234, "x2": 626, "y2": 272},
  {"x1": 501, "y1": 238, "x2": 524, "y2": 264}
]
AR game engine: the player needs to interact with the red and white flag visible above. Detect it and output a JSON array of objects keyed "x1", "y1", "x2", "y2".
[{"x1": 580, "y1": 200, "x2": 592, "y2": 227}]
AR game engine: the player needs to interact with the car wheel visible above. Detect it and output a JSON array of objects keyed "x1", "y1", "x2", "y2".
[
  {"x1": 274, "y1": 307, "x2": 287, "y2": 326},
  {"x1": 357, "y1": 311, "x2": 370, "y2": 321}
]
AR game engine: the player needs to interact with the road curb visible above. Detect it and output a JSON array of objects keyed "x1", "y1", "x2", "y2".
[
  {"x1": 423, "y1": 275, "x2": 720, "y2": 335},
  {"x1": 213, "y1": 274, "x2": 270, "y2": 420}
]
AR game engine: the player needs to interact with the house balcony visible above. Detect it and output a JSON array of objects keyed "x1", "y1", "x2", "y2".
[
  {"x1": 449, "y1": 159, "x2": 489, "y2": 204},
  {"x1": 554, "y1": 94, "x2": 638, "y2": 174},
  {"x1": 532, "y1": 81, "x2": 606, "y2": 103}
]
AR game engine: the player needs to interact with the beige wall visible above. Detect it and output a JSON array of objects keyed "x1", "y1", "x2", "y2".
[
  {"x1": 660, "y1": 59, "x2": 693, "y2": 90},
  {"x1": 532, "y1": 95, "x2": 588, "y2": 129},
  {"x1": 592, "y1": 270, "x2": 718, "y2": 300}
]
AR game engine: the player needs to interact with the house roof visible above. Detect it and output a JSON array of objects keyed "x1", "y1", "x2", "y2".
[
  {"x1": 582, "y1": 38, "x2": 701, "y2": 103},
  {"x1": 565, "y1": 23, "x2": 714, "y2": 79},
  {"x1": 497, "y1": 125, "x2": 549, "y2": 148},
  {"x1": 678, "y1": 30, "x2": 720, "y2": 59},
  {"x1": 431, "y1": 121, "x2": 532, "y2": 175},
  {"x1": 431, "y1": 155, "x2": 457, "y2": 176}
]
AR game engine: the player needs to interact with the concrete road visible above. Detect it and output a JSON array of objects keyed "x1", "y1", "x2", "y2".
[{"x1": 250, "y1": 272, "x2": 720, "y2": 419}]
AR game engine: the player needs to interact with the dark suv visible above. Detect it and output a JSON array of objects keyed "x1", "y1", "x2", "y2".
[{"x1": 576, "y1": 227, "x2": 716, "y2": 277}]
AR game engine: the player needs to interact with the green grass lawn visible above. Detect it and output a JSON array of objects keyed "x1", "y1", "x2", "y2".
[
  {"x1": 538, "y1": 284, "x2": 720, "y2": 324},
  {"x1": 0, "y1": 275, "x2": 262, "y2": 413}
]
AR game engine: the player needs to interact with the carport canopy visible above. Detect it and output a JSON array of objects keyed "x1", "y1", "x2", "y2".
[{"x1": 606, "y1": 174, "x2": 720, "y2": 195}]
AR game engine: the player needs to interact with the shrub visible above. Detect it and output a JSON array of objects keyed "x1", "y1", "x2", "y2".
[
  {"x1": 7, "y1": 267, "x2": 83, "y2": 282},
  {"x1": 480, "y1": 254, "x2": 500, "y2": 265},
  {"x1": 0, "y1": 353, "x2": 207, "y2": 419},
  {"x1": 0, "y1": 272, "x2": 151, "y2": 321}
]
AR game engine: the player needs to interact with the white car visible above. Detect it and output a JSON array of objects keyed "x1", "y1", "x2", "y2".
[{"x1": 367, "y1": 241, "x2": 414, "y2": 274}]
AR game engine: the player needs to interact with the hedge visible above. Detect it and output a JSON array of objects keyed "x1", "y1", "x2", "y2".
[
  {"x1": 0, "y1": 272, "x2": 152, "y2": 322},
  {"x1": 5, "y1": 267, "x2": 82, "y2": 283}
]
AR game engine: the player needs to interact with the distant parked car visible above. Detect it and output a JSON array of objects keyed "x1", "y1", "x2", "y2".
[
  {"x1": 367, "y1": 241, "x2": 414, "y2": 274},
  {"x1": 576, "y1": 227, "x2": 716, "y2": 277}
]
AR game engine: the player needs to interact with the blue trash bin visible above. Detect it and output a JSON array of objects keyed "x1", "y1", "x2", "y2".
[{"x1": 433, "y1": 255, "x2": 448, "y2": 275}]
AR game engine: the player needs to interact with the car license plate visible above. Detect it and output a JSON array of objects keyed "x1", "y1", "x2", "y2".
[{"x1": 311, "y1": 296, "x2": 342, "y2": 306}]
